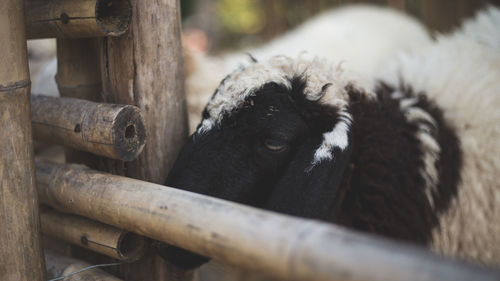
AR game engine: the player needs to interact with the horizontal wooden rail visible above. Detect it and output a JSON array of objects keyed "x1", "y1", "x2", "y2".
[
  {"x1": 41, "y1": 208, "x2": 147, "y2": 261},
  {"x1": 31, "y1": 95, "x2": 146, "y2": 161},
  {"x1": 45, "y1": 250, "x2": 122, "y2": 281},
  {"x1": 25, "y1": 0, "x2": 131, "y2": 39},
  {"x1": 35, "y1": 162, "x2": 500, "y2": 281}
]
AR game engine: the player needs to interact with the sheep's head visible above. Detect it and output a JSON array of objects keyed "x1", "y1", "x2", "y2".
[
  {"x1": 169, "y1": 55, "x2": 375, "y2": 217},
  {"x1": 160, "y1": 55, "x2": 376, "y2": 267}
]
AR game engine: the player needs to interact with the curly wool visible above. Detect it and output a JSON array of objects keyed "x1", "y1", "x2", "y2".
[{"x1": 378, "y1": 5, "x2": 500, "y2": 266}]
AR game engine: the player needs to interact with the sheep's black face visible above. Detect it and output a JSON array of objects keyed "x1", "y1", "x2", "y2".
[
  {"x1": 167, "y1": 79, "x2": 350, "y2": 213},
  {"x1": 161, "y1": 77, "x2": 353, "y2": 268}
]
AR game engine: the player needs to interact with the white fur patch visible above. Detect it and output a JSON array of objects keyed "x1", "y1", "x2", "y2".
[
  {"x1": 196, "y1": 55, "x2": 374, "y2": 135},
  {"x1": 395, "y1": 95, "x2": 441, "y2": 208},
  {"x1": 311, "y1": 110, "x2": 352, "y2": 167}
]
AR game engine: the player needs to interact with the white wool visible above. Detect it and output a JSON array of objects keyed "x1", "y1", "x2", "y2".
[
  {"x1": 455, "y1": 5, "x2": 500, "y2": 50},
  {"x1": 197, "y1": 55, "x2": 373, "y2": 166},
  {"x1": 379, "y1": 5, "x2": 500, "y2": 266},
  {"x1": 198, "y1": 54, "x2": 373, "y2": 134},
  {"x1": 311, "y1": 110, "x2": 352, "y2": 166},
  {"x1": 186, "y1": 4, "x2": 431, "y2": 132},
  {"x1": 390, "y1": 94, "x2": 441, "y2": 209}
]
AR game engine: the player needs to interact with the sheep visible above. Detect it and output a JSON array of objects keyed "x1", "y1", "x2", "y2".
[
  {"x1": 185, "y1": 4, "x2": 431, "y2": 132},
  {"x1": 160, "y1": 5, "x2": 500, "y2": 270}
]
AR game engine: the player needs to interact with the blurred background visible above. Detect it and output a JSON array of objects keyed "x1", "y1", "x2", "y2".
[
  {"x1": 180, "y1": 0, "x2": 500, "y2": 53},
  {"x1": 28, "y1": 0, "x2": 500, "y2": 94}
]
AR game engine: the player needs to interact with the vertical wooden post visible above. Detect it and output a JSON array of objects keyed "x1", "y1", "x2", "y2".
[
  {"x1": 98, "y1": 0, "x2": 189, "y2": 280},
  {"x1": 0, "y1": 0, "x2": 46, "y2": 280},
  {"x1": 55, "y1": 37, "x2": 108, "y2": 267},
  {"x1": 56, "y1": 38, "x2": 103, "y2": 168},
  {"x1": 99, "y1": 0, "x2": 188, "y2": 181}
]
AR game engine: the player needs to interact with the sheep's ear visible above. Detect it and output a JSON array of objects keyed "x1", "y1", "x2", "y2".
[{"x1": 264, "y1": 138, "x2": 352, "y2": 221}]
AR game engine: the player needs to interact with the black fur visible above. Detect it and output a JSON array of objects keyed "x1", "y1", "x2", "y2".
[
  {"x1": 160, "y1": 77, "x2": 462, "y2": 268},
  {"x1": 335, "y1": 84, "x2": 461, "y2": 244}
]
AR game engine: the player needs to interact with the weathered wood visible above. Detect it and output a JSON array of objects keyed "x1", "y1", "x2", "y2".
[
  {"x1": 41, "y1": 208, "x2": 147, "y2": 261},
  {"x1": 36, "y1": 162, "x2": 500, "y2": 281},
  {"x1": 45, "y1": 250, "x2": 123, "y2": 281},
  {"x1": 98, "y1": 0, "x2": 188, "y2": 181},
  {"x1": 55, "y1": 38, "x2": 101, "y2": 102},
  {"x1": 25, "y1": 0, "x2": 131, "y2": 39},
  {"x1": 0, "y1": 0, "x2": 46, "y2": 280},
  {"x1": 31, "y1": 95, "x2": 146, "y2": 161},
  {"x1": 54, "y1": 36, "x2": 114, "y2": 270},
  {"x1": 55, "y1": 37, "x2": 106, "y2": 172},
  {"x1": 97, "y1": 0, "x2": 188, "y2": 279}
]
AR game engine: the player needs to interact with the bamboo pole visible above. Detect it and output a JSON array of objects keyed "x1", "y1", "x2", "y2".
[
  {"x1": 31, "y1": 95, "x2": 146, "y2": 161},
  {"x1": 36, "y1": 162, "x2": 500, "y2": 281},
  {"x1": 41, "y1": 208, "x2": 147, "y2": 261},
  {"x1": 96, "y1": 0, "x2": 189, "y2": 279},
  {"x1": 45, "y1": 250, "x2": 123, "y2": 281},
  {"x1": 25, "y1": 0, "x2": 131, "y2": 39},
  {"x1": 0, "y1": 0, "x2": 46, "y2": 280}
]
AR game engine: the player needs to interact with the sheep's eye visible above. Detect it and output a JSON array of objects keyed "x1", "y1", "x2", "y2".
[{"x1": 263, "y1": 139, "x2": 287, "y2": 152}]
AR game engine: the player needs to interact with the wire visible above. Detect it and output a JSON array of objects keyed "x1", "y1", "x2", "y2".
[{"x1": 47, "y1": 262, "x2": 122, "y2": 281}]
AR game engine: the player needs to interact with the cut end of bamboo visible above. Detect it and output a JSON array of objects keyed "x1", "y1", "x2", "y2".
[
  {"x1": 113, "y1": 106, "x2": 147, "y2": 161},
  {"x1": 117, "y1": 232, "x2": 148, "y2": 261},
  {"x1": 25, "y1": 0, "x2": 132, "y2": 39},
  {"x1": 95, "y1": 0, "x2": 132, "y2": 36},
  {"x1": 31, "y1": 96, "x2": 146, "y2": 161},
  {"x1": 41, "y1": 207, "x2": 147, "y2": 261}
]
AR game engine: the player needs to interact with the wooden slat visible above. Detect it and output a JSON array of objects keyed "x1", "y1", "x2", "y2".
[
  {"x1": 25, "y1": 0, "x2": 132, "y2": 39},
  {"x1": 36, "y1": 162, "x2": 500, "y2": 281},
  {"x1": 31, "y1": 95, "x2": 146, "y2": 161},
  {"x1": 41, "y1": 208, "x2": 147, "y2": 261},
  {"x1": 95, "y1": 0, "x2": 190, "y2": 279},
  {"x1": 0, "y1": 0, "x2": 46, "y2": 280}
]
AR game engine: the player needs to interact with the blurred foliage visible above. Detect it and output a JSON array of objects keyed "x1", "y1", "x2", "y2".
[
  {"x1": 180, "y1": 0, "x2": 500, "y2": 52},
  {"x1": 218, "y1": 0, "x2": 265, "y2": 34}
]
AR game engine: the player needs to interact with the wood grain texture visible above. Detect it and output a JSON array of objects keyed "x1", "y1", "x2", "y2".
[
  {"x1": 36, "y1": 162, "x2": 500, "y2": 281},
  {"x1": 54, "y1": 36, "x2": 119, "y2": 274},
  {"x1": 98, "y1": 0, "x2": 188, "y2": 182},
  {"x1": 97, "y1": 0, "x2": 189, "y2": 279},
  {"x1": 56, "y1": 37, "x2": 104, "y2": 170},
  {"x1": 55, "y1": 38, "x2": 102, "y2": 101},
  {"x1": 31, "y1": 95, "x2": 146, "y2": 161},
  {"x1": 25, "y1": 0, "x2": 132, "y2": 39},
  {"x1": 41, "y1": 208, "x2": 147, "y2": 261},
  {"x1": 0, "y1": 0, "x2": 46, "y2": 280}
]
